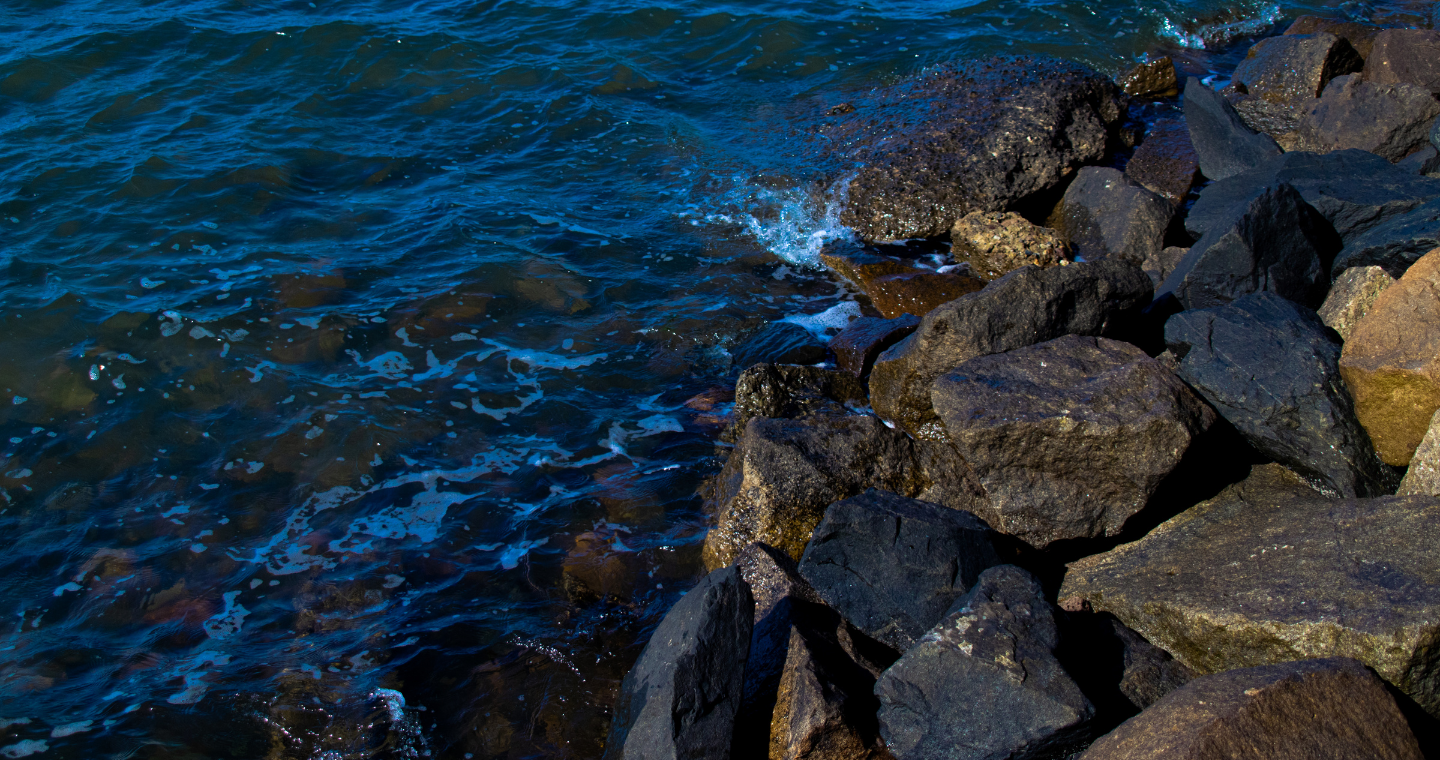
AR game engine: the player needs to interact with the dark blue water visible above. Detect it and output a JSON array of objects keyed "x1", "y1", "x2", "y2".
[{"x1": 0, "y1": 0, "x2": 1418, "y2": 757}]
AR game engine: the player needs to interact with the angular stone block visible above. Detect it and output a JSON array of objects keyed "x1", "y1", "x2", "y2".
[
  {"x1": 1048, "y1": 167, "x2": 1173, "y2": 266},
  {"x1": 1317, "y1": 265, "x2": 1396, "y2": 340}
]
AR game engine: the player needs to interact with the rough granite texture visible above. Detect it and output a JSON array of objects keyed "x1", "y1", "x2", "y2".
[
  {"x1": 950, "y1": 211, "x2": 1071, "y2": 281},
  {"x1": 1060, "y1": 463, "x2": 1440, "y2": 716},
  {"x1": 726, "y1": 364, "x2": 867, "y2": 441},
  {"x1": 1398, "y1": 408, "x2": 1440, "y2": 497},
  {"x1": 1047, "y1": 167, "x2": 1172, "y2": 266},
  {"x1": 1318, "y1": 265, "x2": 1396, "y2": 340},
  {"x1": 1292, "y1": 74, "x2": 1440, "y2": 162},
  {"x1": 1364, "y1": 29, "x2": 1440, "y2": 97}
]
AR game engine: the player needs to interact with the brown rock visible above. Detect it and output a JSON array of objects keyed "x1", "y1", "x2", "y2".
[
  {"x1": 1079, "y1": 658, "x2": 1425, "y2": 760},
  {"x1": 1228, "y1": 32, "x2": 1364, "y2": 147},
  {"x1": 828, "y1": 315, "x2": 920, "y2": 377},
  {"x1": 769, "y1": 622, "x2": 891, "y2": 760},
  {"x1": 1398, "y1": 408, "x2": 1440, "y2": 497},
  {"x1": 949, "y1": 211, "x2": 1071, "y2": 281},
  {"x1": 1364, "y1": 29, "x2": 1440, "y2": 97},
  {"x1": 818, "y1": 250, "x2": 912, "y2": 292},
  {"x1": 727, "y1": 364, "x2": 867, "y2": 441},
  {"x1": 1124, "y1": 118, "x2": 1201, "y2": 206},
  {"x1": 1318, "y1": 265, "x2": 1396, "y2": 341},
  {"x1": 1293, "y1": 75, "x2": 1440, "y2": 163},
  {"x1": 1118, "y1": 57, "x2": 1178, "y2": 99},
  {"x1": 1339, "y1": 247, "x2": 1440, "y2": 465},
  {"x1": 562, "y1": 530, "x2": 642, "y2": 603},
  {"x1": 866, "y1": 271, "x2": 984, "y2": 320},
  {"x1": 1283, "y1": 16, "x2": 1383, "y2": 59},
  {"x1": 1142, "y1": 246, "x2": 1188, "y2": 289}
]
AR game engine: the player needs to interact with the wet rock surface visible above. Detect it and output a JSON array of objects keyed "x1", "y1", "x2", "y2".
[
  {"x1": 604, "y1": 566, "x2": 754, "y2": 760},
  {"x1": 1283, "y1": 15, "x2": 1383, "y2": 58},
  {"x1": 828, "y1": 315, "x2": 920, "y2": 378},
  {"x1": 867, "y1": 271, "x2": 985, "y2": 320},
  {"x1": 1292, "y1": 74, "x2": 1440, "y2": 162},
  {"x1": 1123, "y1": 118, "x2": 1200, "y2": 206},
  {"x1": 876, "y1": 565, "x2": 1095, "y2": 760},
  {"x1": 1079, "y1": 658, "x2": 1425, "y2": 760},
  {"x1": 1183, "y1": 77, "x2": 1281, "y2": 181},
  {"x1": 1229, "y1": 32, "x2": 1363, "y2": 145},
  {"x1": 932, "y1": 335, "x2": 1215, "y2": 548},
  {"x1": 1118, "y1": 57, "x2": 1177, "y2": 99},
  {"x1": 834, "y1": 56, "x2": 1123, "y2": 241},
  {"x1": 950, "y1": 211, "x2": 1071, "y2": 281},
  {"x1": 1048, "y1": 167, "x2": 1172, "y2": 265},
  {"x1": 1060, "y1": 463, "x2": 1440, "y2": 716},
  {"x1": 728, "y1": 364, "x2": 867, "y2": 439},
  {"x1": 818, "y1": 250, "x2": 913, "y2": 292},
  {"x1": 1165, "y1": 291, "x2": 1395, "y2": 497},
  {"x1": 1318, "y1": 265, "x2": 1396, "y2": 340},
  {"x1": 732, "y1": 322, "x2": 829, "y2": 370},
  {"x1": 869, "y1": 259, "x2": 1152, "y2": 436},
  {"x1": 797, "y1": 489, "x2": 1004, "y2": 652}
]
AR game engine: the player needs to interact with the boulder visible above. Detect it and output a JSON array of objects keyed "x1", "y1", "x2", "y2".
[
  {"x1": 828, "y1": 315, "x2": 920, "y2": 378},
  {"x1": 1364, "y1": 29, "x2": 1440, "y2": 97},
  {"x1": 732, "y1": 322, "x2": 827, "y2": 370},
  {"x1": 834, "y1": 56, "x2": 1123, "y2": 241},
  {"x1": 1229, "y1": 32, "x2": 1363, "y2": 144},
  {"x1": 1055, "y1": 607, "x2": 1195, "y2": 717},
  {"x1": 769, "y1": 616, "x2": 890, "y2": 760},
  {"x1": 1339, "y1": 247, "x2": 1440, "y2": 465},
  {"x1": 870, "y1": 259, "x2": 1153, "y2": 436},
  {"x1": 1398, "y1": 409, "x2": 1440, "y2": 497},
  {"x1": 1118, "y1": 57, "x2": 1178, "y2": 99},
  {"x1": 949, "y1": 211, "x2": 1071, "y2": 281},
  {"x1": 1283, "y1": 16, "x2": 1383, "y2": 59},
  {"x1": 1048, "y1": 167, "x2": 1172, "y2": 266},
  {"x1": 1183, "y1": 77, "x2": 1282, "y2": 181},
  {"x1": 931, "y1": 335, "x2": 1216, "y2": 549},
  {"x1": 797, "y1": 489, "x2": 1004, "y2": 652},
  {"x1": 876, "y1": 565, "x2": 1095, "y2": 760},
  {"x1": 1165, "y1": 292, "x2": 1395, "y2": 497},
  {"x1": 727, "y1": 363, "x2": 867, "y2": 440},
  {"x1": 604, "y1": 566, "x2": 753, "y2": 760},
  {"x1": 867, "y1": 271, "x2": 985, "y2": 320},
  {"x1": 1292, "y1": 75, "x2": 1440, "y2": 162},
  {"x1": 1332, "y1": 197, "x2": 1440, "y2": 277},
  {"x1": 1141, "y1": 246, "x2": 1187, "y2": 289},
  {"x1": 1059, "y1": 463, "x2": 1440, "y2": 716},
  {"x1": 1183, "y1": 149, "x2": 1440, "y2": 244},
  {"x1": 1398, "y1": 144, "x2": 1440, "y2": 175},
  {"x1": 1158, "y1": 183, "x2": 1329, "y2": 310},
  {"x1": 818, "y1": 249, "x2": 913, "y2": 293},
  {"x1": 702, "y1": 414, "x2": 924, "y2": 571},
  {"x1": 563, "y1": 530, "x2": 644, "y2": 603},
  {"x1": 1123, "y1": 118, "x2": 1200, "y2": 206},
  {"x1": 1317, "y1": 265, "x2": 1396, "y2": 340},
  {"x1": 736, "y1": 541, "x2": 824, "y2": 744},
  {"x1": 1078, "y1": 658, "x2": 1425, "y2": 760},
  {"x1": 1104, "y1": 616, "x2": 1195, "y2": 711}
]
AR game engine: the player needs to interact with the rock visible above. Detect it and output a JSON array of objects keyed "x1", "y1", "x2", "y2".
[
  {"x1": 797, "y1": 489, "x2": 1004, "y2": 652},
  {"x1": 1141, "y1": 246, "x2": 1187, "y2": 289},
  {"x1": 1124, "y1": 118, "x2": 1200, "y2": 206},
  {"x1": 1340, "y1": 247, "x2": 1440, "y2": 465},
  {"x1": 1183, "y1": 149, "x2": 1440, "y2": 244},
  {"x1": 732, "y1": 322, "x2": 828, "y2": 370},
  {"x1": 1318, "y1": 265, "x2": 1396, "y2": 340},
  {"x1": 1183, "y1": 77, "x2": 1282, "y2": 181},
  {"x1": 834, "y1": 56, "x2": 1123, "y2": 241},
  {"x1": 1055, "y1": 607, "x2": 1195, "y2": 718},
  {"x1": 1398, "y1": 409, "x2": 1440, "y2": 497},
  {"x1": 702, "y1": 415, "x2": 925, "y2": 571},
  {"x1": 828, "y1": 315, "x2": 920, "y2": 377},
  {"x1": 1118, "y1": 57, "x2": 1178, "y2": 99},
  {"x1": 1079, "y1": 658, "x2": 1425, "y2": 760},
  {"x1": 1332, "y1": 196, "x2": 1440, "y2": 277},
  {"x1": 1397, "y1": 143, "x2": 1440, "y2": 175},
  {"x1": 1292, "y1": 75, "x2": 1440, "y2": 163},
  {"x1": 1048, "y1": 167, "x2": 1172, "y2": 266},
  {"x1": 1059, "y1": 462, "x2": 1440, "y2": 716},
  {"x1": 870, "y1": 258, "x2": 1153, "y2": 436},
  {"x1": 1104, "y1": 617, "x2": 1195, "y2": 711},
  {"x1": 1364, "y1": 29, "x2": 1440, "y2": 97},
  {"x1": 769, "y1": 615, "x2": 891, "y2": 760},
  {"x1": 819, "y1": 250, "x2": 912, "y2": 292},
  {"x1": 866, "y1": 271, "x2": 985, "y2": 320},
  {"x1": 949, "y1": 211, "x2": 1071, "y2": 281},
  {"x1": 931, "y1": 335, "x2": 1216, "y2": 549},
  {"x1": 1165, "y1": 292, "x2": 1395, "y2": 497},
  {"x1": 1284, "y1": 15, "x2": 1384, "y2": 58},
  {"x1": 563, "y1": 530, "x2": 644, "y2": 603},
  {"x1": 604, "y1": 566, "x2": 753, "y2": 760},
  {"x1": 1229, "y1": 32, "x2": 1363, "y2": 144},
  {"x1": 1159, "y1": 183, "x2": 1329, "y2": 310},
  {"x1": 728, "y1": 364, "x2": 867, "y2": 440},
  {"x1": 876, "y1": 565, "x2": 1095, "y2": 760}
]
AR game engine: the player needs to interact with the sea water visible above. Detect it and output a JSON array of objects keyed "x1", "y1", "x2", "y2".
[{"x1": 0, "y1": 0, "x2": 1422, "y2": 756}]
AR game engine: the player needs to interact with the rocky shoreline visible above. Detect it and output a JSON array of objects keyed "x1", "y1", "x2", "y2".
[{"x1": 601, "y1": 13, "x2": 1440, "y2": 760}]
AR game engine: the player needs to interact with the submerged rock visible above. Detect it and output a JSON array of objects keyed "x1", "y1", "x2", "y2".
[
  {"x1": 828, "y1": 315, "x2": 920, "y2": 378},
  {"x1": 834, "y1": 56, "x2": 1123, "y2": 241},
  {"x1": 1165, "y1": 292, "x2": 1394, "y2": 496},
  {"x1": 1079, "y1": 658, "x2": 1425, "y2": 760},
  {"x1": 798, "y1": 489, "x2": 1004, "y2": 652},
  {"x1": 1123, "y1": 118, "x2": 1200, "y2": 207},
  {"x1": 604, "y1": 566, "x2": 753, "y2": 760},
  {"x1": 1048, "y1": 167, "x2": 1172, "y2": 266},
  {"x1": 876, "y1": 565, "x2": 1095, "y2": 760},
  {"x1": 867, "y1": 271, "x2": 985, "y2": 320},
  {"x1": 732, "y1": 322, "x2": 828, "y2": 370},
  {"x1": 950, "y1": 211, "x2": 1071, "y2": 281},
  {"x1": 1318, "y1": 265, "x2": 1395, "y2": 340},
  {"x1": 932, "y1": 335, "x2": 1215, "y2": 549},
  {"x1": 869, "y1": 259, "x2": 1152, "y2": 436},
  {"x1": 1060, "y1": 463, "x2": 1440, "y2": 716},
  {"x1": 1183, "y1": 77, "x2": 1281, "y2": 181}
]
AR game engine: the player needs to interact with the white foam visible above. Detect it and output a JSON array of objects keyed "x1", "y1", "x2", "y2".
[
  {"x1": 49, "y1": 721, "x2": 92, "y2": 738},
  {"x1": 780, "y1": 301, "x2": 863, "y2": 338},
  {"x1": 707, "y1": 175, "x2": 857, "y2": 269},
  {"x1": 202, "y1": 591, "x2": 249, "y2": 640},
  {"x1": 1157, "y1": 2, "x2": 1280, "y2": 49}
]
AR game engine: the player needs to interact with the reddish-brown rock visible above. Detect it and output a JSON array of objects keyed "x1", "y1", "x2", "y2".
[
  {"x1": 817, "y1": 250, "x2": 912, "y2": 292},
  {"x1": 866, "y1": 271, "x2": 985, "y2": 320},
  {"x1": 1283, "y1": 16, "x2": 1383, "y2": 59},
  {"x1": 828, "y1": 315, "x2": 920, "y2": 377},
  {"x1": 1125, "y1": 118, "x2": 1201, "y2": 206},
  {"x1": 1118, "y1": 57, "x2": 1179, "y2": 99},
  {"x1": 1364, "y1": 29, "x2": 1440, "y2": 97}
]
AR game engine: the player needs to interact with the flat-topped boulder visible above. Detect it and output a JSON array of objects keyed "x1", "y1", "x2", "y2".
[
  {"x1": 831, "y1": 56, "x2": 1123, "y2": 241},
  {"x1": 1332, "y1": 196, "x2": 1440, "y2": 277},
  {"x1": 867, "y1": 271, "x2": 984, "y2": 320},
  {"x1": 1060, "y1": 463, "x2": 1440, "y2": 716}
]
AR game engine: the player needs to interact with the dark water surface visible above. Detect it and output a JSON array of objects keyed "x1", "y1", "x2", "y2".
[{"x1": 0, "y1": 0, "x2": 1416, "y2": 757}]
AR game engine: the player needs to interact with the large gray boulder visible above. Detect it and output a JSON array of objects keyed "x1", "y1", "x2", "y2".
[
  {"x1": 1165, "y1": 292, "x2": 1395, "y2": 496},
  {"x1": 833, "y1": 56, "x2": 1123, "y2": 242},
  {"x1": 876, "y1": 565, "x2": 1096, "y2": 760},
  {"x1": 1292, "y1": 74, "x2": 1440, "y2": 162},
  {"x1": 797, "y1": 489, "x2": 1004, "y2": 652},
  {"x1": 1048, "y1": 167, "x2": 1172, "y2": 265},
  {"x1": 1183, "y1": 77, "x2": 1281, "y2": 181},
  {"x1": 1332, "y1": 196, "x2": 1440, "y2": 277},
  {"x1": 869, "y1": 259, "x2": 1152, "y2": 436},
  {"x1": 1060, "y1": 463, "x2": 1440, "y2": 716},
  {"x1": 604, "y1": 567, "x2": 754, "y2": 760},
  {"x1": 1079, "y1": 658, "x2": 1425, "y2": 760},
  {"x1": 931, "y1": 335, "x2": 1215, "y2": 549}
]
